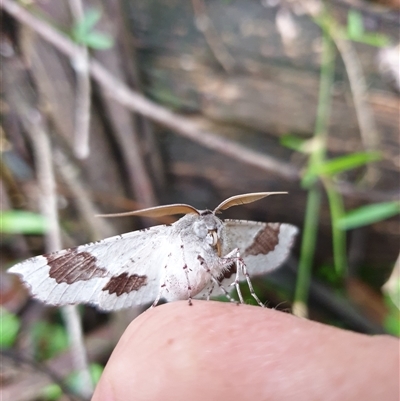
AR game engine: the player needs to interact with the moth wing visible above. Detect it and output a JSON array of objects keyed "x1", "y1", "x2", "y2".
[
  {"x1": 221, "y1": 220, "x2": 298, "y2": 287},
  {"x1": 8, "y1": 225, "x2": 171, "y2": 311}
]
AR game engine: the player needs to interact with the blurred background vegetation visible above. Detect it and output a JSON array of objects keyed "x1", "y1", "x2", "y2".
[{"x1": 1, "y1": 0, "x2": 399, "y2": 400}]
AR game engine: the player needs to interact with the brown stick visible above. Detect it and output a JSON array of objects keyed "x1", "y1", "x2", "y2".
[
  {"x1": 68, "y1": 0, "x2": 92, "y2": 160},
  {"x1": 18, "y1": 105, "x2": 94, "y2": 398},
  {"x1": 191, "y1": 0, "x2": 235, "y2": 72}
]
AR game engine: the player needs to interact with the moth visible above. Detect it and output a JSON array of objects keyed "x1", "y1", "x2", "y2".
[{"x1": 8, "y1": 192, "x2": 298, "y2": 311}]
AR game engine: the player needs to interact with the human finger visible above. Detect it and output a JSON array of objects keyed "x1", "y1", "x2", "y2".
[{"x1": 92, "y1": 300, "x2": 399, "y2": 401}]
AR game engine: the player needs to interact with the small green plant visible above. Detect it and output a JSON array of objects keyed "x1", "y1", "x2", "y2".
[
  {"x1": 338, "y1": 201, "x2": 400, "y2": 230},
  {"x1": 0, "y1": 309, "x2": 21, "y2": 348},
  {"x1": 383, "y1": 296, "x2": 400, "y2": 337},
  {"x1": 41, "y1": 383, "x2": 63, "y2": 401},
  {"x1": 71, "y1": 8, "x2": 114, "y2": 49},
  {"x1": 283, "y1": 7, "x2": 397, "y2": 322},
  {"x1": 346, "y1": 10, "x2": 389, "y2": 47},
  {"x1": 0, "y1": 210, "x2": 48, "y2": 234},
  {"x1": 41, "y1": 363, "x2": 104, "y2": 401},
  {"x1": 302, "y1": 151, "x2": 381, "y2": 187},
  {"x1": 32, "y1": 321, "x2": 69, "y2": 360}
]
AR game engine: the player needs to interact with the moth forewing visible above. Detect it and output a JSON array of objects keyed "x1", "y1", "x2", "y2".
[{"x1": 214, "y1": 192, "x2": 288, "y2": 213}]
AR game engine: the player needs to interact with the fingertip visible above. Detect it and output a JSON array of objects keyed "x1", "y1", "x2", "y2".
[
  {"x1": 92, "y1": 301, "x2": 399, "y2": 401},
  {"x1": 93, "y1": 301, "x2": 276, "y2": 401}
]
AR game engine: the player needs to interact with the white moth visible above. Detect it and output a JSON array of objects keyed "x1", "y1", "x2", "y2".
[{"x1": 8, "y1": 192, "x2": 298, "y2": 311}]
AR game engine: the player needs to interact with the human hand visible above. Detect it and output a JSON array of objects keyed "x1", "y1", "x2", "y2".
[{"x1": 92, "y1": 300, "x2": 399, "y2": 401}]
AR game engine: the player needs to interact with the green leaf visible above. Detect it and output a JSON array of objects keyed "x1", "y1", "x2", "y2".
[
  {"x1": 32, "y1": 322, "x2": 69, "y2": 360},
  {"x1": 0, "y1": 309, "x2": 21, "y2": 348},
  {"x1": 280, "y1": 135, "x2": 308, "y2": 152},
  {"x1": 71, "y1": 8, "x2": 114, "y2": 49},
  {"x1": 383, "y1": 270, "x2": 400, "y2": 311},
  {"x1": 0, "y1": 211, "x2": 48, "y2": 234},
  {"x1": 320, "y1": 151, "x2": 381, "y2": 175},
  {"x1": 346, "y1": 10, "x2": 389, "y2": 47},
  {"x1": 311, "y1": 152, "x2": 380, "y2": 178},
  {"x1": 80, "y1": 31, "x2": 113, "y2": 49},
  {"x1": 347, "y1": 10, "x2": 364, "y2": 40},
  {"x1": 41, "y1": 363, "x2": 104, "y2": 400},
  {"x1": 90, "y1": 363, "x2": 104, "y2": 384},
  {"x1": 281, "y1": 135, "x2": 324, "y2": 155},
  {"x1": 383, "y1": 296, "x2": 400, "y2": 337},
  {"x1": 356, "y1": 32, "x2": 389, "y2": 48},
  {"x1": 384, "y1": 312, "x2": 400, "y2": 337},
  {"x1": 73, "y1": 9, "x2": 102, "y2": 40},
  {"x1": 316, "y1": 264, "x2": 342, "y2": 286},
  {"x1": 41, "y1": 384, "x2": 63, "y2": 401},
  {"x1": 337, "y1": 201, "x2": 400, "y2": 230},
  {"x1": 68, "y1": 363, "x2": 104, "y2": 394}
]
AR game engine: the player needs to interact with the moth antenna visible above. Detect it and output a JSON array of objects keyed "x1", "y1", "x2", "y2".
[
  {"x1": 97, "y1": 204, "x2": 200, "y2": 218},
  {"x1": 214, "y1": 192, "x2": 288, "y2": 213}
]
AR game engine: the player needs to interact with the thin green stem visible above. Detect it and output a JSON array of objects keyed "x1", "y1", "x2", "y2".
[
  {"x1": 323, "y1": 178, "x2": 347, "y2": 275},
  {"x1": 310, "y1": 27, "x2": 336, "y2": 165},
  {"x1": 293, "y1": 187, "x2": 322, "y2": 316},
  {"x1": 294, "y1": 17, "x2": 336, "y2": 317}
]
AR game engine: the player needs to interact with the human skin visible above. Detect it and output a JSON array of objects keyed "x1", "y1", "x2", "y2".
[{"x1": 92, "y1": 300, "x2": 399, "y2": 401}]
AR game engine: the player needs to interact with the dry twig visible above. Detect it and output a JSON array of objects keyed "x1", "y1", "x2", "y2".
[
  {"x1": 54, "y1": 149, "x2": 116, "y2": 240},
  {"x1": 191, "y1": 0, "x2": 235, "y2": 72},
  {"x1": 329, "y1": 27, "x2": 381, "y2": 184},
  {"x1": 18, "y1": 107, "x2": 93, "y2": 398},
  {"x1": 68, "y1": 0, "x2": 92, "y2": 159}
]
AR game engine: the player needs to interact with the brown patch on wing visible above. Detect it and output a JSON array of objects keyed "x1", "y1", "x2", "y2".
[
  {"x1": 245, "y1": 224, "x2": 280, "y2": 256},
  {"x1": 102, "y1": 273, "x2": 147, "y2": 296},
  {"x1": 47, "y1": 249, "x2": 107, "y2": 284},
  {"x1": 217, "y1": 263, "x2": 236, "y2": 283}
]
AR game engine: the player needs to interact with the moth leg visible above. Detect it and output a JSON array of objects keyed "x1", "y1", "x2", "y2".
[
  {"x1": 183, "y1": 264, "x2": 193, "y2": 306},
  {"x1": 206, "y1": 282, "x2": 215, "y2": 301},
  {"x1": 197, "y1": 255, "x2": 237, "y2": 304},
  {"x1": 234, "y1": 251, "x2": 245, "y2": 304},
  {"x1": 178, "y1": 242, "x2": 193, "y2": 306},
  {"x1": 223, "y1": 250, "x2": 245, "y2": 304},
  {"x1": 220, "y1": 248, "x2": 246, "y2": 303},
  {"x1": 151, "y1": 288, "x2": 163, "y2": 308},
  {"x1": 210, "y1": 274, "x2": 237, "y2": 303},
  {"x1": 222, "y1": 248, "x2": 239, "y2": 259},
  {"x1": 239, "y1": 257, "x2": 265, "y2": 307},
  {"x1": 151, "y1": 264, "x2": 168, "y2": 308}
]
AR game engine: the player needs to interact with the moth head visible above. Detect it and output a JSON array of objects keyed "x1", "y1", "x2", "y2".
[{"x1": 192, "y1": 211, "x2": 223, "y2": 256}]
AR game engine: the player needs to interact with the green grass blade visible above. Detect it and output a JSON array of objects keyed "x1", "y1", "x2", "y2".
[
  {"x1": 0, "y1": 210, "x2": 48, "y2": 234},
  {"x1": 338, "y1": 201, "x2": 400, "y2": 229},
  {"x1": 347, "y1": 10, "x2": 364, "y2": 40},
  {"x1": 305, "y1": 152, "x2": 381, "y2": 182}
]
